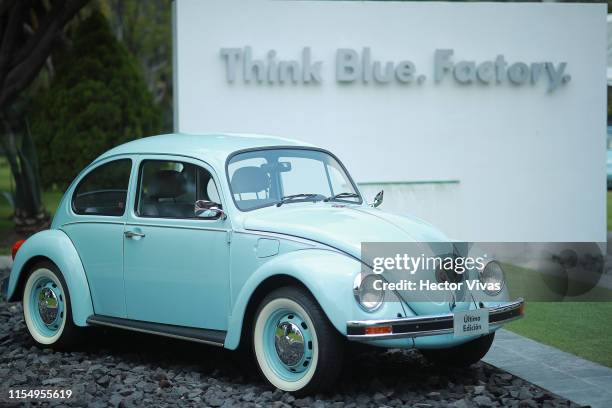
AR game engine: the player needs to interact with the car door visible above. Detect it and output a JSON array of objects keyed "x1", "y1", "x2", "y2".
[
  {"x1": 123, "y1": 156, "x2": 230, "y2": 330},
  {"x1": 61, "y1": 157, "x2": 133, "y2": 318}
]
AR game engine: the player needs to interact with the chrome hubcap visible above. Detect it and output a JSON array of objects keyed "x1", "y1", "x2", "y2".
[
  {"x1": 274, "y1": 321, "x2": 305, "y2": 367},
  {"x1": 37, "y1": 287, "x2": 59, "y2": 325}
]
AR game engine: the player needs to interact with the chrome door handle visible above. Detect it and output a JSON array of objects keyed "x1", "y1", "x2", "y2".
[{"x1": 124, "y1": 230, "x2": 145, "y2": 239}]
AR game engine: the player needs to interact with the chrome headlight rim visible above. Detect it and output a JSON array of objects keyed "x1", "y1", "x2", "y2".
[
  {"x1": 480, "y1": 260, "x2": 505, "y2": 296},
  {"x1": 353, "y1": 273, "x2": 385, "y2": 313}
]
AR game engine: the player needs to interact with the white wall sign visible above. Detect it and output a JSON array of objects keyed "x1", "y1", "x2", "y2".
[{"x1": 173, "y1": 0, "x2": 606, "y2": 242}]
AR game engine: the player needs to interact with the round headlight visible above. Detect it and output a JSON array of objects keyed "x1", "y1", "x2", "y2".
[
  {"x1": 480, "y1": 261, "x2": 505, "y2": 296},
  {"x1": 353, "y1": 274, "x2": 385, "y2": 312}
]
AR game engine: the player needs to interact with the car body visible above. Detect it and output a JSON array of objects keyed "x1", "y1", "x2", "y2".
[{"x1": 5, "y1": 133, "x2": 523, "y2": 394}]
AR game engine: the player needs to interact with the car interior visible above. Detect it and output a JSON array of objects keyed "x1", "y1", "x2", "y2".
[
  {"x1": 138, "y1": 161, "x2": 221, "y2": 219},
  {"x1": 230, "y1": 165, "x2": 275, "y2": 210}
]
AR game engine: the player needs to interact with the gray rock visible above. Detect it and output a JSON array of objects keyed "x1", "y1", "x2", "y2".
[
  {"x1": 260, "y1": 390, "x2": 273, "y2": 400},
  {"x1": 355, "y1": 394, "x2": 370, "y2": 405},
  {"x1": 96, "y1": 375, "x2": 110, "y2": 386},
  {"x1": 207, "y1": 396, "x2": 225, "y2": 407},
  {"x1": 12, "y1": 373, "x2": 26, "y2": 384},
  {"x1": 42, "y1": 377, "x2": 68, "y2": 385},
  {"x1": 452, "y1": 399, "x2": 470, "y2": 408},
  {"x1": 0, "y1": 301, "x2": 580, "y2": 408},
  {"x1": 473, "y1": 395, "x2": 494, "y2": 407},
  {"x1": 109, "y1": 393, "x2": 123, "y2": 408},
  {"x1": 242, "y1": 391, "x2": 255, "y2": 401},
  {"x1": 426, "y1": 391, "x2": 441, "y2": 399},
  {"x1": 131, "y1": 390, "x2": 143, "y2": 400},
  {"x1": 373, "y1": 392, "x2": 387, "y2": 402},
  {"x1": 521, "y1": 400, "x2": 539, "y2": 408},
  {"x1": 294, "y1": 397, "x2": 313, "y2": 407},
  {"x1": 158, "y1": 378, "x2": 172, "y2": 388},
  {"x1": 518, "y1": 387, "x2": 533, "y2": 400},
  {"x1": 88, "y1": 401, "x2": 107, "y2": 408}
]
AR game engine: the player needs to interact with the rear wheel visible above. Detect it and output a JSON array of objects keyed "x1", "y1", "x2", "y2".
[
  {"x1": 421, "y1": 332, "x2": 495, "y2": 367},
  {"x1": 22, "y1": 261, "x2": 80, "y2": 348},
  {"x1": 252, "y1": 286, "x2": 344, "y2": 395}
]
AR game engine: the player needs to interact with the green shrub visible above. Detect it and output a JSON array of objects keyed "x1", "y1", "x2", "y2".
[{"x1": 31, "y1": 11, "x2": 162, "y2": 189}]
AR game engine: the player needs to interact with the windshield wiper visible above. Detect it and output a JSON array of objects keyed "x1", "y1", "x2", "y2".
[
  {"x1": 324, "y1": 192, "x2": 360, "y2": 202},
  {"x1": 276, "y1": 193, "x2": 321, "y2": 207}
]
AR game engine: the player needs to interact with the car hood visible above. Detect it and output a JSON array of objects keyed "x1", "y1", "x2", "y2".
[{"x1": 241, "y1": 203, "x2": 449, "y2": 259}]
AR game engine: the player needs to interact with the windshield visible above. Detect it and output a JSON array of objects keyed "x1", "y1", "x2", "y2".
[{"x1": 227, "y1": 148, "x2": 361, "y2": 211}]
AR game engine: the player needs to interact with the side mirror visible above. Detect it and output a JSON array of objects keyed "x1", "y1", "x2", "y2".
[
  {"x1": 370, "y1": 190, "x2": 384, "y2": 208},
  {"x1": 195, "y1": 200, "x2": 227, "y2": 220}
]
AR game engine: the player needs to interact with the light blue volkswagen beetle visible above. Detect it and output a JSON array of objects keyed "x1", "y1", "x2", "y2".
[{"x1": 5, "y1": 133, "x2": 523, "y2": 394}]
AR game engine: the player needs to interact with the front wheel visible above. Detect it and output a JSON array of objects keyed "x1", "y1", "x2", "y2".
[
  {"x1": 421, "y1": 332, "x2": 495, "y2": 367},
  {"x1": 22, "y1": 261, "x2": 80, "y2": 348},
  {"x1": 252, "y1": 286, "x2": 344, "y2": 395}
]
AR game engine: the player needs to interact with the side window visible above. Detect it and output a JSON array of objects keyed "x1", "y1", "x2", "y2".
[
  {"x1": 72, "y1": 159, "x2": 132, "y2": 216},
  {"x1": 136, "y1": 160, "x2": 220, "y2": 219}
]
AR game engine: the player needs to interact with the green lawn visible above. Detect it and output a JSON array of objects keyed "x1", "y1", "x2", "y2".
[
  {"x1": 502, "y1": 262, "x2": 612, "y2": 367},
  {"x1": 504, "y1": 264, "x2": 612, "y2": 367},
  {"x1": 506, "y1": 302, "x2": 612, "y2": 368},
  {"x1": 497, "y1": 195, "x2": 612, "y2": 368}
]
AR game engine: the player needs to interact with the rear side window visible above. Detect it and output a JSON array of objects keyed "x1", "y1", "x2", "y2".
[{"x1": 72, "y1": 159, "x2": 132, "y2": 216}]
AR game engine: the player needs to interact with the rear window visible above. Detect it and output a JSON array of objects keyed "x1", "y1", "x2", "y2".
[{"x1": 72, "y1": 159, "x2": 132, "y2": 216}]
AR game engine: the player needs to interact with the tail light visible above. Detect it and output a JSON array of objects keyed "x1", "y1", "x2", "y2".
[{"x1": 12, "y1": 239, "x2": 25, "y2": 260}]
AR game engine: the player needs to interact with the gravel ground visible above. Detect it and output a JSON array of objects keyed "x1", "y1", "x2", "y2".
[{"x1": 0, "y1": 300, "x2": 580, "y2": 408}]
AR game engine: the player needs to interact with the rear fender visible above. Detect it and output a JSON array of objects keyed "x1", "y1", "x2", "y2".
[{"x1": 6, "y1": 229, "x2": 93, "y2": 326}]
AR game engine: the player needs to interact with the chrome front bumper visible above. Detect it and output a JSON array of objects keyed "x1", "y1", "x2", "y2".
[{"x1": 346, "y1": 298, "x2": 524, "y2": 340}]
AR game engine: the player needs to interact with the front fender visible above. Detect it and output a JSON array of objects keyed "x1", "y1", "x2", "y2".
[
  {"x1": 6, "y1": 229, "x2": 93, "y2": 326},
  {"x1": 224, "y1": 248, "x2": 407, "y2": 349}
]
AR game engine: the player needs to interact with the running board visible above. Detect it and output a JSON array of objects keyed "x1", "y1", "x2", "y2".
[{"x1": 86, "y1": 315, "x2": 225, "y2": 347}]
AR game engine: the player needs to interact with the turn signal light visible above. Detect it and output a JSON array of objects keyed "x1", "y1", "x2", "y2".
[
  {"x1": 365, "y1": 326, "x2": 392, "y2": 335},
  {"x1": 11, "y1": 239, "x2": 25, "y2": 260},
  {"x1": 518, "y1": 303, "x2": 525, "y2": 316}
]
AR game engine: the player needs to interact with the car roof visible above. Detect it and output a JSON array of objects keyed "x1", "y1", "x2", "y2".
[{"x1": 94, "y1": 132, "x2": 314, "y2": 166}]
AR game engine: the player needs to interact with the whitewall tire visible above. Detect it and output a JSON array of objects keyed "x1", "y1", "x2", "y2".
[
  {"x1": 252, "y1": 287, "x2": 344, "y2": 395},
  {"x1": 22, "y1": 262, "x2": 79, "y2": 348}
]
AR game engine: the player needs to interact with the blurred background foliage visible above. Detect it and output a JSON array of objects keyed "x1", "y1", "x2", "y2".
[
  {"x1": 0, "y1": 0, "x2": 171, "y2": 247},
  {"x1": 99, "y1": 0, "x2": 173, "y2": 129},
  {"x1": 31, "y1": 10, "x2": 162, "y2": 189}
]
